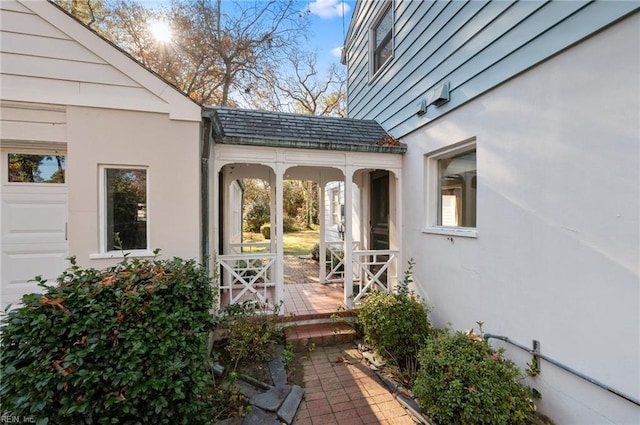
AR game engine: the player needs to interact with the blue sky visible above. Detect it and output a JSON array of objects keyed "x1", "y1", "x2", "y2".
[
  {"x1": 143, "y1": 0, "x2": 355, "y2": 73},
  {"x1": 304, "y1": 0, "x2": 355, "y2": 67}
]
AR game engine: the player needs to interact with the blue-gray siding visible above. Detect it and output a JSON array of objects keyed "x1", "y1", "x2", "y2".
[{"x1": 345, "y1": 0, "x2": 639, "y2": 138}]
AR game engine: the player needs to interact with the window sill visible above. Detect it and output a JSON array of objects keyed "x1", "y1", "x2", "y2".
[
  {"x1": 89, "y1": 250, "x2": 155, "y2": 260},
  {"x1": 422, "y1": 226, "x2": 477, "y2": 238}
]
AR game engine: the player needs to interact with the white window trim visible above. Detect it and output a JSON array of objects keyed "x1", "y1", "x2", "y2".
[
  {"x1": 95, "y1": 164, "x2": 151, "y2": 256},
  {"x1": 423, "y1": 138, "x2": 477, "y2": 238},
  {"x1": 368, "y1": 0, "x2": 394, "y2": 81}
]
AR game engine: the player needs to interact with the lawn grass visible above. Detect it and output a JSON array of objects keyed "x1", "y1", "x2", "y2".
[
  {"x1": 243, "y1": 229, "x2": 319, "y2": 255},
  {"x1": 283, "y1": 229, "x2": 320, "y2": 254}
]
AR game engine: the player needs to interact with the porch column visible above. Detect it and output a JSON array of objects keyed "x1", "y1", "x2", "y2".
[
  {"x1": 344, "y1": 166, "x2": 354, "y2": 308},
  {"x1": 211, "y1": 163, "x2": 221, "y2": 309},
  {"x1": 390, "y1": 170, "x2": 401, "y2": 291},
  {"x1": 275, "y1": 161, "x2": 285, "y2": 309},
  {"x1": 269, "y1": 172, "x2": 276, "y2": 255},
  {"x1": 318, "y1": 177, "x2": 326, "y2": 284}
]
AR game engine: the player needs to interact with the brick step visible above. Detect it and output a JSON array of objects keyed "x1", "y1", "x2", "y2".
[
  {"x1": 276, "y1": 309, "x2": 358, "y2": 329},
  {"x1": 285, "y1": 321, "x2": 357, "y2": 352}
]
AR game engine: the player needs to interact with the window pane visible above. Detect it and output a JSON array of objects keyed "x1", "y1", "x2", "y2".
[
  {"x1": 375, "y1": 7, "x2": 392, "y2": 46},
  {"x1": 438, "y1": 151, "x2": 476, "y2": 227},
  {"x1": 373, "y1": 5, "x2": 392, "y2": 72},
  {"x1": 8, "y1": 154, "x2": 65, "y2": 183},
  {"x1": 106, "y1": 169, "x2": 147, "y2": 251}
]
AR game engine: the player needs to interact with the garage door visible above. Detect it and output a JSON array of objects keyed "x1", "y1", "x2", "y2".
[{"x1": 1, "y1": 150, "x2": 68, "y2": 311}]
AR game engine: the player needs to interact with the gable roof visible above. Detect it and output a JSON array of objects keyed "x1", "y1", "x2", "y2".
[
  {"x1": 3, "y1": 0, "x2": 200, "y2": 121},
  {"x1": 205, "y1": 106, "x2": 406, "y2": 154}
]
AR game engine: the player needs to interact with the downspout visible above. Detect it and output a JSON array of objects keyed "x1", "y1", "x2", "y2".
[{"x1": 200, "y1": 110, "x2": 214, "y2": 270}]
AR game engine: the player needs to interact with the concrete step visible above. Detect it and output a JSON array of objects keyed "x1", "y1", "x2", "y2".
[{"x1": 285, "y1": 321, "x2": 357, "y2": 352}]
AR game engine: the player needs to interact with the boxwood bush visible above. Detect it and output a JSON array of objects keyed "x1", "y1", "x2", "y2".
[
  {"x1": 413, "y1": 331, "x2": 536, "y2": 425},
  {"x1": 357, "y1": 290, "x2": 431, "y2": 365},
  {"x1": 0, "y1": 255, "x2": 216, "y2": 425}
]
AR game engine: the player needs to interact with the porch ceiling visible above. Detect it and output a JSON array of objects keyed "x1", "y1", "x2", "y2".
[{"x1": 204, "y1": 106, "x2": 406, "y2": 154}]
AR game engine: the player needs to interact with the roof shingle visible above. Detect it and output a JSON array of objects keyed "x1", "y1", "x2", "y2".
[{"x1": 205, "y1": 107, "x2": 406, "y2": 154}]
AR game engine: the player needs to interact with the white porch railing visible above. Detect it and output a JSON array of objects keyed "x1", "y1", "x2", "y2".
[
  {"x1": 352, "y1": 250, "x2": 398, "y2": 303},
  {"x1": 217, "y1": 252, "x2": 277, "y2": 309},
  {"x1": 229, "y1": 242, "x2": 271, "y2": 254},
  {"x1": 323, "y1": 241, "x2": 360, "y2": 283}
]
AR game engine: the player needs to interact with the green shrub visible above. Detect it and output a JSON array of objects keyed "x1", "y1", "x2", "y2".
[
  {"x1": 413, "y1": 331, "x2": 535, "y2": 425},
  {"x1": 260, "y1": 223, "x2": 271, "y2": 239},
  {"x1": 282, "y1": 215, "x2": 299, "y2": 233},
  {"x1": 221, "y1": 301, "x2": 282, "y2": 369},
  {"x1": 358, "y1": 290, "x2": 430, "y2": 365},
  {"x1": 0, "y1": 256, "x2": 216, "y2": 425},
  {"x1": 310, "y1": 243, "x2": 320, "y2": 261}
]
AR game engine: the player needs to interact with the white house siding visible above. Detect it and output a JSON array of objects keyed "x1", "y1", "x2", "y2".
[
  {"x1": 345, "y1": 1, "x2": 639, "y2": 139},
  {"x1": 0, "y1": 0, "x2": 201, "y2": 308},
  {"x1": 398, "y1": 14, "x2": 639, "y2": 425},
  {"x1": 67, "y1": 107, "x2": 201, "y2": 267}
]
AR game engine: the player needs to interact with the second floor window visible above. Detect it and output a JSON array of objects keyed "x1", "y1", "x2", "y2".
[{"x1": 372, "y1": 3, "x2": 392, "y2": 75}]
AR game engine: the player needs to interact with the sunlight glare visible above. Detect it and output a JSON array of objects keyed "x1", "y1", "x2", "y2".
[{"x1": 150, "y1": 19, "x2": 172, "y2": 43}]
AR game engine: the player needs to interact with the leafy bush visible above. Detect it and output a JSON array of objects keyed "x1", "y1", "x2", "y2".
[
  {"x1": 358, "y1": 290, "x2": 430, "y2": 365},
  {"x1": 283, "y1": 215, "x2": 300, "y2": 232},
  {"x1": 310, "y1": 243, "x2": 320, "y2": 261},
  {"x1": 260, "y1": 223, "x2": 271, "y2": 239},
  {"x1": 0, "y1": 255, "x2": 216, "y2": 425},
  {"x1": 413, "y1": 331, "x2": 536, "y2": 425},
  {"x1": 221, "y1": 301, "x2": 282, "y2": 369},
  {"x1": 244, "y1": 203, "x2": 270, "y2": 233}
]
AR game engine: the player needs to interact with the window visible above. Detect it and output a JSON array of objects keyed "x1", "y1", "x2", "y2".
[
  {"x1": 8, "y1": 153, "x2": 65, "y2": 183},
  {"x1": 102, "y1": 167, "x2": 148, "y2": 252},
  {"x1": 425, "y1": 140, "x2": 477, "y2": 237},
  {"x1": 370, "y1": 2, "x2": 393, "y2": 76}
]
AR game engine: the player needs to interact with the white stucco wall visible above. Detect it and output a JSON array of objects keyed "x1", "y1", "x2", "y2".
[
  {"x1": 401, "y1": 14, "x2": 639, "y2": 424},
  {"x1": 67, "y1": 107, "x2": 201, "y2": 267}
]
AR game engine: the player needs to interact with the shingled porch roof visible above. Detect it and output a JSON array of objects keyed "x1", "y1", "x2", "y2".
[{"x1": 204, "y1": 106, "x2": 406, "y2": 154}]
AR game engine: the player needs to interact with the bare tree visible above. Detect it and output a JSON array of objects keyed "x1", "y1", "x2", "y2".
[
  {"x1": 90, "y1": 0, "x2": 308, "y2": 106},
  {"x1": 56, "y1": 0, "x2": 345, "y2": 113},
  {"x1": 243, "y1": 49, "x2": 346, "y2": 117},
  {"x1": 52, "y1": 0, "x2": 111, "y2": 33}
]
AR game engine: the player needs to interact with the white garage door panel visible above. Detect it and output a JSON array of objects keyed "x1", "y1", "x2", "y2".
[
  {"x1": 3, "y1": 195, "x2": 66, "y2": 244},
  {"x1": 1, "y1": 175, "x2": 67, "y2": 311},
  {"x1": 2, "y1": 251, "x2": 66, "y2": 307}
]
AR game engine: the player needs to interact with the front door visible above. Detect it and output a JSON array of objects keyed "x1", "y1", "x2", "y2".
[{"x1": 370, "y1": 170, "x2": 389, "y2": 250}]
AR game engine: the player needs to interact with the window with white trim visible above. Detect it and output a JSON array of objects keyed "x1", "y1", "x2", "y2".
[
  {"x1": 101, "y1": 167, "x2": 148, "y2": 252},
  {"x1": 370, "y1": 2, "x2": 393, "y2": 76},
  {"x1": 425, "y1": 140, "x2": 477, "y2": 236}
]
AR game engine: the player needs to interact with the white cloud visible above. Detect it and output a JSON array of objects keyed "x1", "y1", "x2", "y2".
[
  {"x1": 307, "y1": 0, "x2": 351, "y2": 19},
  {"x1": 330, "y1": 46, "x2": 343, "y2": 58}
]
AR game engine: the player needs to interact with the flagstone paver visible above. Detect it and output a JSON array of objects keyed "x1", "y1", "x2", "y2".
[{"x1": 293, "y1": 344, "x2": 417, "y2": 425}]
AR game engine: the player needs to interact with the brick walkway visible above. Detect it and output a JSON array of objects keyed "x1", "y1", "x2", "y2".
[
  {"x1": 283, "y1": 255, "x2": 345, "y2": 316},
  {"x1": 284, "y1": 255, "x2": 320, "y2": 285},
  {"x1": 293, "y1": 344, "x2": 417, "y2": 425}
]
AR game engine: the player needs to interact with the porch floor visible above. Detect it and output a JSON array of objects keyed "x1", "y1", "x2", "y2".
[{"x1": 219, "y1": 255, "x2": 346, "y2": 316}]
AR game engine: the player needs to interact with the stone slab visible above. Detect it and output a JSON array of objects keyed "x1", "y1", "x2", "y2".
[
  {"x1": 241, "y1": 406, "x2": 281, "y2": 425},
  {"x1": 268, "y1": 345, "x2": 288, "y2": 387},
  {"x1": 277, "y1": 385, "x2": 304, "y2": 425},
  {"x1": 251, "y1": 385, "x2": 292, "y2": 412}
]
